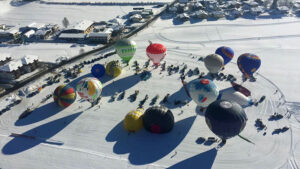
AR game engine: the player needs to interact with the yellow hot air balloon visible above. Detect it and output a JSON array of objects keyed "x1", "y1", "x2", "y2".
[
  {"x1": 124, "y1": 108, "x2": 144, "y2": 132},
  {"x1": 106, "y1": 60, "x2": 122, "y2": 77}
]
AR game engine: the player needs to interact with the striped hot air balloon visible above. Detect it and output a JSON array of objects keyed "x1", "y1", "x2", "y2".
[
  {"x1": 76, "y1": 77, "x2": 103, "y2": 103},
  {"x1": 237, "y1": 53, "x2": 261, "y2": 78},
  {"x1": 215, "y1": 46, "x2": 234, "y2": 65},
  {"x1": 53, "y1": 85, "x2": 76, "y2": 108}
]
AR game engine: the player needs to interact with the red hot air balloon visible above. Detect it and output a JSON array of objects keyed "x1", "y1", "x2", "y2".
[{"x1": 146, "y1": 41, "x2": 166, "y2": 67}]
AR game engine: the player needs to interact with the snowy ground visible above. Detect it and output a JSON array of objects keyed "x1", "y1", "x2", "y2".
[{"x1": 0, "y1": 4, "x2": 300, "y2": 169}]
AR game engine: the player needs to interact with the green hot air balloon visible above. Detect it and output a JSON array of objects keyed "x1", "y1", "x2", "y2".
[{"x1": 114, "y1": 39, "x2": 137, "y2": 64}]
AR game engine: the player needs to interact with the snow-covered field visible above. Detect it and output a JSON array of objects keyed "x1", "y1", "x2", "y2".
[{"x1": 1, "y1": 2, "x2": 300, "y2": 169}]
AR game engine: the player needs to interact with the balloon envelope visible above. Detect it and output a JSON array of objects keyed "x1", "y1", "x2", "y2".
[
  {"x1": 187, "y1": 78, "x2": 219, "y2": 108},
  {"x1": 106, "y1": 60, "x2": 122, "y2": 77},
  {"x1": 237, "y1": 53, "x2": 261, "y2": 78},
  {"x1": 91, "y1": 64, "x2": 105, "y2": 78},
  {"x1": 146, "y1": 43, "x2": 166, "y2": 66},
  {"x1": 215, "y1": 46, "x2": 234, "y2": 65},
  {"x1": 53, "y1": 85, "x2": 76, "y2": 107},
  {"x1": 204, "y1": 54, "x2": 224, "y2": 74},
  {"x1": 76, "y1": 77, "x2": 103, "y2": 103},
  {"x1": 124, "y1": 108, "x2": 144, "y2": 132},
  {"x1": 114, "y1": 39, "x2": 137, "y2": 63},
  {"x1": 143, "y1": 106, "x2": 174, "y2": 133},
  {"x1": 205, "y1": 100, "x2": 248, "y2": 140}
]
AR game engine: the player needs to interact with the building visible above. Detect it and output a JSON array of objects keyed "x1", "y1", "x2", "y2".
[
  {"x1": 58, "y1": 33, "x2": 86, "y2": 42},
  {"x1": 61, "y1": 20, "x2": 94, "y2": 34},
  {"x1": 23, "y1": 29, "x2": 35, "y2": 41},
  {"x1": 141, "y1": 11, "x2": 152, "y2": 19},
  {"x1": 20, "y1": 55, "x2": 39, "y2": 73},
  {"x1": 19, "y1": 22, "x2": 45, "y2": 33},
  {"x1": 130, "y1": 14, "x2": 143, "y2": 23},
  {"x1": 0, "y1": 60, "x2": 23, "y2": 81},
  {"x1": 0, "y1": 53, "x2": 12, "y2": 66},
  {"x1": 0, "y1": 27, "x2": 20, "y2": 41},
  {"x1": 179, "y1": 0, "x2": 189, "y2": 3},
  {"x1": 177, "y1": 13, "x2": 190, "y2": 21},
  {"x1": 87, "y1": 32, "x2": 111, "y2": 44},
  {"x1": 34, "y1": 29, "x2": 52, "y2": 40}
]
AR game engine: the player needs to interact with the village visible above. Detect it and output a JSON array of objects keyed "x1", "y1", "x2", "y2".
[
  {"x1": 0, "y1": 7, "x2": 155, "y2": 90},
  {"x1": 167, "y1": 0, "x2": 300, "y2": 21}
]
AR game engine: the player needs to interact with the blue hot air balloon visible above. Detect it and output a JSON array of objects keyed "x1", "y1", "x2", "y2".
[
  {"x1": 237, "y1": 53, "x2": 261, "y2": 78},
  {"x1": 205, "y1": 100, "x2": 248, "y2": 140},
  {"x1": 215, "y1": 46, "x2": 234, "y2": 65},
  {"x1": 91, "y1": 64, "x2": 105, "y2": 78}
]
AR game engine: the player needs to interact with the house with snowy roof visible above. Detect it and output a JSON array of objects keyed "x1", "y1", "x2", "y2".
[
  {"x1": 0, "y1": 53, "x2": 12, "y2": 66},
  {"x1": 61, "y1": 20, "x2": 94, "y2": 34},
  {"x1": 0, "y1": 55, "x2": 39, "y2": 81},
  {"x1": 0, "y1": 60, "x2": 23, "y2": 81}
]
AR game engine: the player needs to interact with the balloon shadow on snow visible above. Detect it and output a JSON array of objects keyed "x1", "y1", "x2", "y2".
[
  {"x1": 2, "y1": 112, "x2": 82, "y2": 155},
  {"x1": 106, "y1": 116, "x2": 196, "y2": 165},
  {"x1": 164, "y1": 86, "x2": 192, "y2": 109},
  {"x1": 101, "y1": 74, "x2": 141, "y2": 97},
  {"x1": 15, "y1": 102, "x2": 64, "y2": 126},
  {"x1": 67, "y1": 73, "x2": 93, "y2": 89},
  {"x1": 166, "y1": 148, "x2": 217, "y2": 169}
]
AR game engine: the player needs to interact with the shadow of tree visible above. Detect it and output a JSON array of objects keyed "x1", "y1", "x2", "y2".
[
  {"x1": 2, "y1": 112, "x2": 82, "y2": 155},
  {"x1": 106, "y1": 116, "x2": 196, "y2": 165},
  {"x1": 101, "y1": 74, "x2": 141, "y2": 97},
  {"x1": 15, "y1": 102, "x2": 64, "y2": 126},
  {"x1": 167, "y1": 148, "x2": 217, "y2": 169}
]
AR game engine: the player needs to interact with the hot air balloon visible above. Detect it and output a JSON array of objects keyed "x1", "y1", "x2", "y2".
[
  {"x1": 237, "y1": 53, "x2": 261, "y2": 79},
  {"x1": 124, "y1": 108, "x2": 144, "y2": 132},
  {"x1": 187, "y1": 78, "x2": 219, "y2": 108},
  {"x1": 215, "y1": 46, "x2": 234, "y2": 65},
  {"x1": 146, "y1": 42, "x2": 166, "y2": 67},
  {"x1": 204, "y1": 54, "x2": 224, "y2": 74},
  {"x1": 218, "y1": 87, "x2": 254, "y2": 107},
  {"x1": 91, "y1": 64, "x2": 105, "y2": 78},
  {"x1": 143, "y1": 106, "x2": 174, "y2": 133},
  {"x1": 53, "y1": 85, "x2": 76, "y2": 107},
  {"x1": 114, "y1": 39, "x2": 137, "y2": 64},
  {"x1": 205, "y1": 100, "x2": 248, "y2": 140},
  {"x1": 76, "y1": 77, "x2": 103, "y2": 103},
  {"x1": 106, "y1": 60, "x2": 122, "y2": 77}
]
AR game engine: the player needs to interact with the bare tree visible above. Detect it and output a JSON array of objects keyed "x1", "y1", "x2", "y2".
[
  {"x1": 79, "y1": 48, "x2": 85, "y2": 54},
  {"x1": 62, "y1": 17, "x2": 70, "y2": 28},
  {"x1": 270, "y1": 0, "x2": 278, "y2": 9}
]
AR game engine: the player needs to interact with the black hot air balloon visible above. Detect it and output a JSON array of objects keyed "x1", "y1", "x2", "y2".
[
  {"x1": 143, "y1": 106, "x2": 174, "y2": 133},
  {"x1": 205, "y1": 100, "x2": 247, "y2": 140}
]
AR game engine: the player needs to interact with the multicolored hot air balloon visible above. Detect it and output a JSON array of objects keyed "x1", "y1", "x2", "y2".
[
  {"x1": 215, "y1": 46, "x2": 234, "y2": 65},
  {"x1": 146, "y1": 42, "x2": 166, "y2": 67},
  {"x1": 205, "y1": 100, "x2": 248, "y2": 140},
  {"x1": 237, "y1": 53, "x2": 261, "y2": 78},
  {"x1": 106, "y1": 60, "x2": 122, "y2": 77},
  {"x1": 53, "y1": 85, "x2": 76, "y2": 108},
  {"x1": 204, "y1": 54, "x2": 224, "y2": 74},
  {"x1": 76, "y1": 77, "x2": 103, "y2": 103},
  {"x1": 114, "y1": 39, "x2": 137, "y2": 64},
  {"x1": 91, "y1": 64, "x2": 105, "y2": 78},
  {"x1": 187, "y1": 78, "x2": 219, "y2": 108}
]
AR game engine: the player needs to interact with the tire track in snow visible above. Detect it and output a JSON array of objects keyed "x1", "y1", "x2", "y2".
[{"x1": 156, "y1": 32, "x2": 300, "y2": 44}]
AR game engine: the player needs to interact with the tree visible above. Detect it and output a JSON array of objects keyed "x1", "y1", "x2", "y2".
[
  {"x1": 62, "y1": 17, "x2": 70, "y2": 28},
  {"x1": 79, "y1": 48, "x2": 85, "y2": 54}
]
